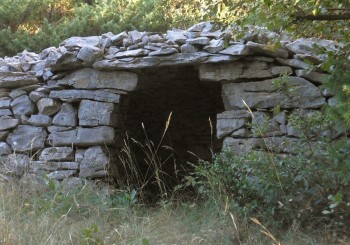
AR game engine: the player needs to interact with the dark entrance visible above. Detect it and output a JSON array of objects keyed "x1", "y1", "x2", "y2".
[{"x1": 120, "y1": 66, "x2": 224, "y2": 194}]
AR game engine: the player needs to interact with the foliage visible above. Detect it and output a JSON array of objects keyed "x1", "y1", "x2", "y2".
[
  {"x1": 185, "y1": 110, "x2": 350, "y2": 228},
  {"x1": 207, "y1": 0, "x2": 349, "y2": 42},
  {"x1": 0, "y1": 0, "x2": 204, "y2": 56}
]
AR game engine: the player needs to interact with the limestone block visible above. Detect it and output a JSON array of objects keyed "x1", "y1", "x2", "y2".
[
  {"x1": 149, "y1": 48, "x2": 178, "y2": 56},
  {"x1": 286, "y1": 123, "x2": 303, "y2": 137},
  {"x1": 276, "y1": 58, "x2": 310, "y2": 69},
  {"x1": 0, "y1": 109, "x2": 13, "y2": 116},
  {"x1": 216, "y1": 110, "x2": 251, "y2": 139},
  {"x1": 0, "y1": 142, "x2": 11, "y2": 155},
  {"x1": 0, "y1": 99, "x2": 11, "y2": 109},
  {"x1": 110, "y1": 31, "x2": 128, "y2": 44},
  {"x1": 52, "y1": 103, "x2": 77, "y2": 127},
  {"x1": 10, "y1": 90, "x2": 28, "y2": 99},
  {"x1": 203, "y1": 39, "x2": 225, "y2": 53},
  {"x1": 60, "y1": 36, "x2": 100, "y2": 49},
  {"x1": 219, "y1": 44, "x2": 253, "y2": 56},
  {"x1": 223, "y1": 137, "x2": 262, "y2": 154},
  {"x1": 0, "y1": 71, "x2": 38, "y2": 88},
  {"x1": 57, "y1": 68, "x2": 137, "y2": 91},
  {"x1": 166, "y1": 30, "x2": 187, "y2": 44},
  {"x1": 222, "y1": 77, "x2": 325, "y2": 110},
  {"x1": 46, "y1": 50, "x2": 84, "y2": 72},
  {"x1": 30, "y1": 161, "x2": 79, "y2": 172},
  {"x1": 199, "y1": 62, "x2": 243, "y2": 82},
  {"x1": 147, "y1": 34, "x2": 165, "y2": 43},
  {"x1": 79, "y1": 146, "x2": 110, "y2": 178},
  {"x1": 77, "y1": 45, "x2": 103, "y2": 64},
  {"x1": 231, "y1": 128, "x2": 250, "y2": 137},
  {"x1": 185, "y1": 31, "x2": 201, "y2": 38},
  {"x1": 28, "y1": 114, "x2": 52, "y2": 127},
  {"x1": 246, "y1": 41, "x2": 289, "y2": 58},
  {"x1": 48, "y1": 126, "x2": 115, "y2": 147},
  {"x1": 11, "y1": 95, "x2": 35, "y2": 117},
  {"x1": 93, "y1": 52, "x2": 210, "y2": 70},
  {"x1": 115, "y1": 49, "x2": 150, "y2": 58},
  {"x1": 29, "y1": 91, "x2": 47, "y2": 103},
  {"x1": 199, "y1": 61, "x2": 275, "y2": 82},
  {"x1": 39, "y1": 147, "x2": 74, "y2": 162},
  {"x1": 78, "y1": 100, "x2": 119, "y2": 127},
  {"x1": 50, "y1": 89, "x2": 121, "y2": 103},
  {"x1": 47, "y1": 126, "x2": 74, "y2": 133},
  {"x1": 181, "y1": 44, "x2": 198, "y2": 53},
  {"x1": 37, "y1": 98, "x2": 61, "y2": 116},
  {"x1": 187, "y1": 21, "x2": 219, "y2": 33},
  {"x1": 271, "y1": 66, "x2": 293, "y2": 76},
  {"x1": 75, "y1": 149, "x2": 86, "y2": 163},
  {"x1": 128, "y1": 30, "x2": 145, "y2": 44},
  {"x1": 295, "y1": 69, "x2": 329, "y2": 85},
  {"x1": 186, "y1": 37, "x2": 210, "y2": 46},
  {"x1": 7, "y1": 125, "x2": 47, "y2": 152}
]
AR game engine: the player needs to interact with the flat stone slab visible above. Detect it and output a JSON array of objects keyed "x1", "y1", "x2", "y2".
[
  {"x1": 93, "y1": 52, "x2": 211, "y2": 70},
  {"x1": 28, "y1": 114, "x2": 53, "y2": 127},
  {"x1": 199, "y1": 61, "x2": 277, "y2": 82},
  {"x1": 216, "y1": 110, "x2": 252, "y2": 139},
  {"x1": 50, "y1": 90, "x2": 120, "y2": 103},
  {"x1": 11, "y1": 95, "x2": 35, "y2": 117},
  {"x1": 0, "y1": 99, "x2": 11, "y2": 109},
  {"x1": 57, "y1": 68, "x2": 138, "y2": 91},
  {"x1": 39, "y1": 147, "x2": 74, "y2": 162},
  {"x1": 0, "y1": 72, "x2": 38, "y2": 88},
  {"x1": 7, "y1": 125, "x2": 47, "y2": 152},
  {"x1": 246, "y1": 41, "x2": 289, "y2": 58},
  {"x1": 29, "y1": 161, "x2": 79, "y2": 172},
  {"x1": 219, "y1": 44, "x2": 253, "y2": 56},
  {"x1": 52, "y1": 103, "x2": 77, "y2": 127},
  {"x1": 37, "y1": 98, "x2": 61, "y2": 116},
  {"x1": 78, "y1": 100, "x2": 119, "y2": 126},
  {"x1": 79, "y1": 146, "x2": 109, "y2": 178},
  {"x1": 295, "y1": 69, "x2": 329, "y2": 85},
  {"x1": 222, "y1": 76, "x2": 325, "y2": 110},
  {"x1": 0, "y1": 117, "x2": 19, "y2": 131},
  {"x1": 48, "y1": 126, "x2": 115, "y2": 147}
]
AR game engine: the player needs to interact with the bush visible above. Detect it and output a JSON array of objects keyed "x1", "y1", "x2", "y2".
[{"x1": 185, "y1": 111, "x2": 350, "y2": 228}]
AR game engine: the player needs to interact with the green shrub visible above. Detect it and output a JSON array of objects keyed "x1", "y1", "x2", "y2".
[{"x1": 185, "y1": 111, "x2": 350, "y2": 228}]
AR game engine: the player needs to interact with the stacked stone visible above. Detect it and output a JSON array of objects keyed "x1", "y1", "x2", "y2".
[
  {"x1": 0, "y1": 63, "x2": 138, "y2": 182},
  {"x1": 199, "y1": 38, "x2": 338, "y2": 154},
  {"x1": 0, "y1": 21, "x2": 343, "y2": 183}
]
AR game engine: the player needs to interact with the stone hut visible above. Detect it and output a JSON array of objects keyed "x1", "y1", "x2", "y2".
[{"x1": 0, "y1": 22, "x2": 341, "y2": 189}]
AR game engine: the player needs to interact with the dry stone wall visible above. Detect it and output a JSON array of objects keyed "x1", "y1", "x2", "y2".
[{"x1": 0, "y1": 21, "x2": 342, "y2": 186}]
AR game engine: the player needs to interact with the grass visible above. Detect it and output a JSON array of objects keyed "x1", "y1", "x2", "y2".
[{"x1": 1, "y1": 179, "x2": 348, "y2": 245}]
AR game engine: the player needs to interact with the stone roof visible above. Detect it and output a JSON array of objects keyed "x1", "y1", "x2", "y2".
[{"x1": 0, "y1": 21, "x2": 342, "y2": 84}]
